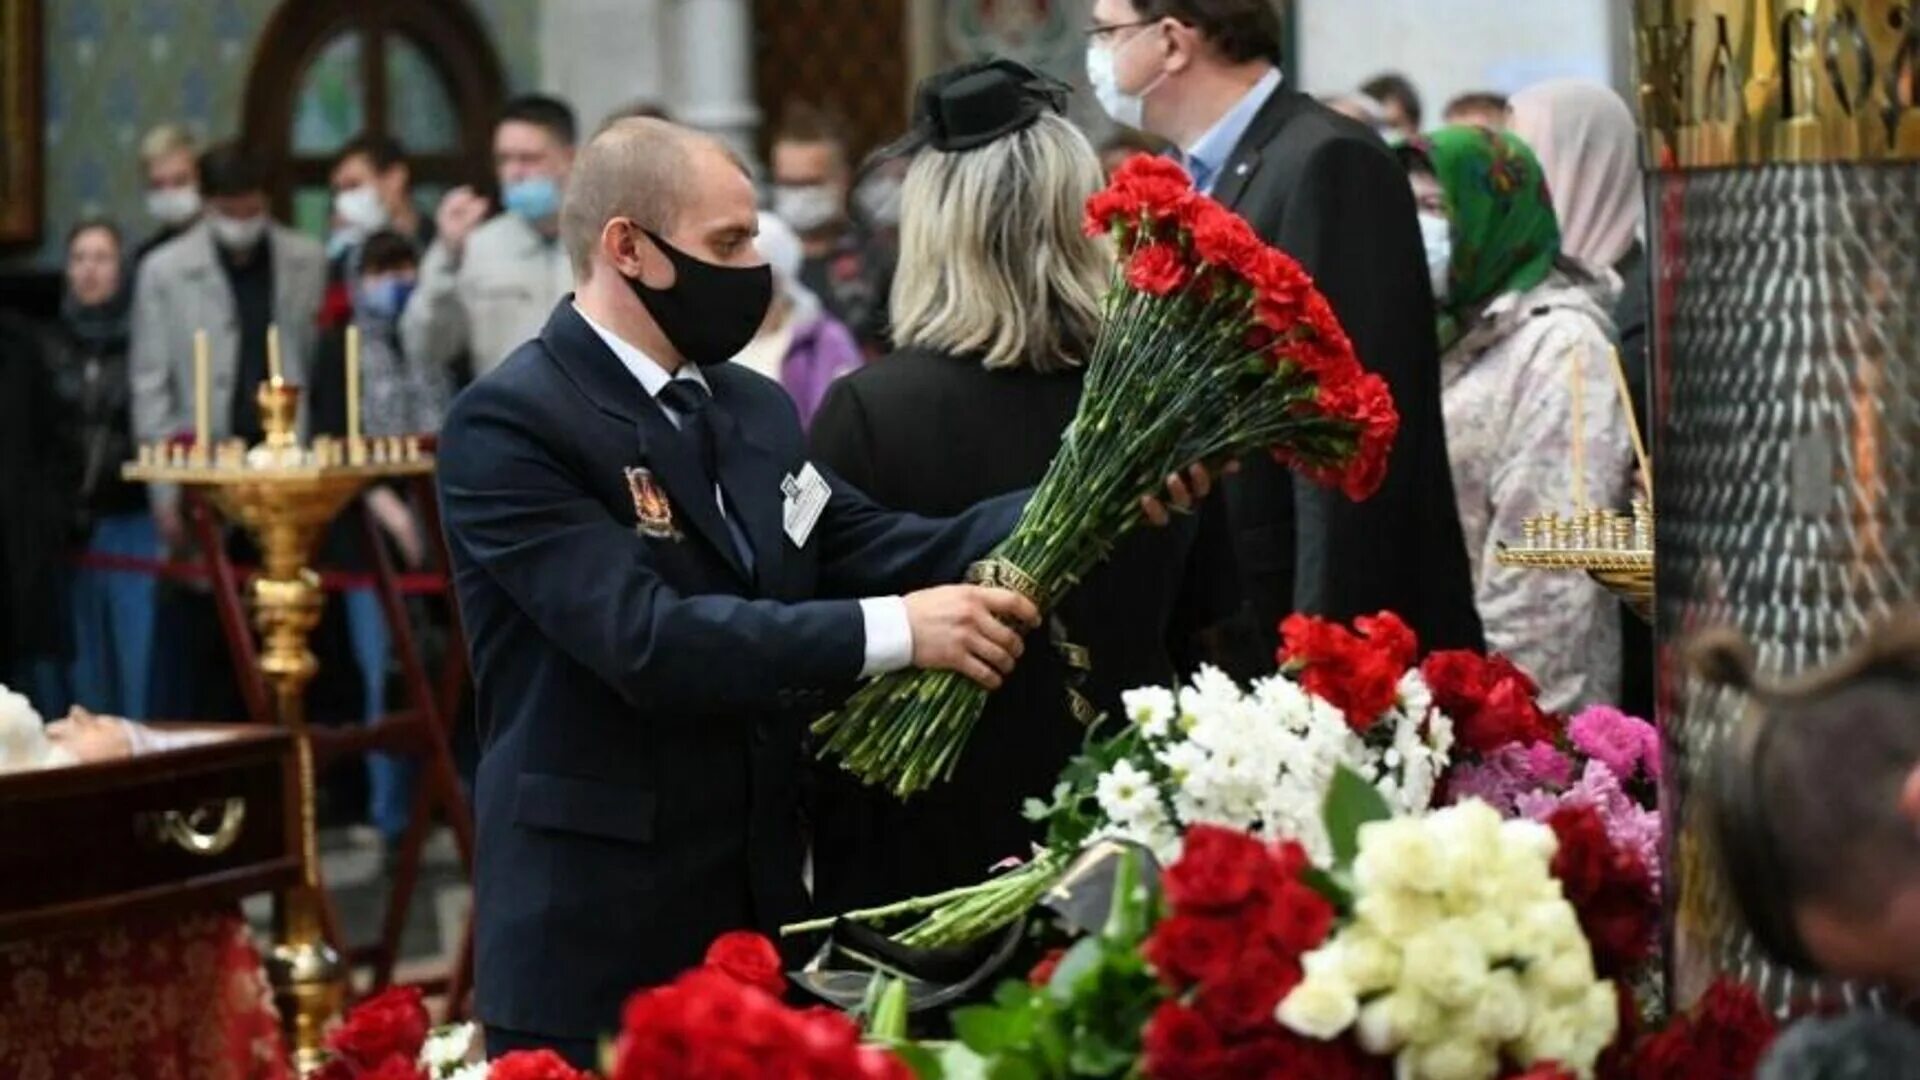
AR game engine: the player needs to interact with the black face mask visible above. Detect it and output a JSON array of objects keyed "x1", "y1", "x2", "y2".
[{"x1": 624, "y1": 227, "x2": 773, "y2": 367}]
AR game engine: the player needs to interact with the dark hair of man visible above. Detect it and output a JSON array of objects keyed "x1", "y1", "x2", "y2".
[
  {"x1": 67, "y1": 217, "x2": 124, "y2": 253},
  {"x1": 771, "y1": 102, "x2": 853, "y2": 160},
  {"x1": 1443, "y1": 91, "x2": 1510, "y2": 121},
  {"x1": 1691, "y1": 607, "x2": 1920, "y2": 966},
  {"x1": 1099, "y1": 128, "x2": 1169, "y2": 157},
  {"x1": 1361, "y1": 71, "x2": 1424, "y2": 128},
  {"x1": 198, "y1": 143, "x2": 268, "y2": 198},
  {"x1": 358, "y1": 229, "x2": 419, "y2": 276},
  {"x1": 336, "y1": 132, "x2": 408, "y2": 173},
  {"x1": 499, "y1": 93, "x2": 578, "y2": 147},
  {"x1": 1126, "y1": 0, "x2": 1284, "y2": 65}
]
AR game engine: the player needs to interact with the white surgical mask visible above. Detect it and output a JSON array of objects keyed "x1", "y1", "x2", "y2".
[
  {"x1": 146, "y1": 187, "x2": 202, "y2": 226},
  {"x1": 771, "y1": 184, "x2": 843, "y2": 233},
  {"x1": 1086, "y1": 28, "x2": 1167, "y2": 130},
  {"x1": 208, "y1": 212, "x2": 268, "y2": 251},
  {"x1": 334, "y1": 183, "x2": 388, "y2": 232},
  {"x1": 1419, "y1": 211, "x2": 1453, "y2": 301},
  {"x1": 855, "y1": 175, "x2": 903, "y2": 228}
]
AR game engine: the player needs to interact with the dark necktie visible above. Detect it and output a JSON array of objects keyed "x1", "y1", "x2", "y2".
[
  {"x1": 656, "y1": 378, "x2": 717, "y2": 482},
  {"x1": 656, "y1": 377, "x2": 755, "y2": 573}
]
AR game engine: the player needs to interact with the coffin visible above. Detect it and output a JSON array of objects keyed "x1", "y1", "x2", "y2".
[{"x1": 0, "y1": 724, "x2": 300, "y2": 941}]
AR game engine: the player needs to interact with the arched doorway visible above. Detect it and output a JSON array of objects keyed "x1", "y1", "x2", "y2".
[{"x1": 241, "y1": 0, "x2": 506, "y2": 234}]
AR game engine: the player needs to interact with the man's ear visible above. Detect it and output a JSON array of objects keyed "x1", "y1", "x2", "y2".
[
  {"x1": 604, "y1": 219, "x2": 673, "y2": 288},
  {"x1": 1161, "y1": 18, "x2": 1198, "y2": 76}
]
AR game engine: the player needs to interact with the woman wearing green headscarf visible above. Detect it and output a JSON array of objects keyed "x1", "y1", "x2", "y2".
[{"x1": 1399, "y1": 125, "x2": 1634, "y2": 712}]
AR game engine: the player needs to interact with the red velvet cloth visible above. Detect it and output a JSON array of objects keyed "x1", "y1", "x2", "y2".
[{"x1": 0, "y1": 908, "x2": 290, "y2": 1080}]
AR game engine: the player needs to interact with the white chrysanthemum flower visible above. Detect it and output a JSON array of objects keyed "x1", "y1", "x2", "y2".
[
  {"x1": 1094, "y1": 759, "x2": 1161, "y2": 831},
  {"x1": 419, "y1": 1023, "x2": 477, "y2": 1071},
  {"x1": 1122, "y1": 686, "x2": 1177, "y2": 739}
]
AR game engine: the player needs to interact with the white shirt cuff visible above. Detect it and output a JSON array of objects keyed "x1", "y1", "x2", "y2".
[{"x1": 858, "y1": 597, "x2": 914, "y2": 678}]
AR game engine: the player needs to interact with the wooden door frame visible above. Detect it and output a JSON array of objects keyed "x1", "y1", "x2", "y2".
[{"x1": 241, "y1": 0, "x2": 507, "y2": 218}]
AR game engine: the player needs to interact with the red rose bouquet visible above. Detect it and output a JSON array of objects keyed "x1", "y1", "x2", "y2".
[{"x1": 814, "y1": 155, "x2": 1400, "y2": 797}]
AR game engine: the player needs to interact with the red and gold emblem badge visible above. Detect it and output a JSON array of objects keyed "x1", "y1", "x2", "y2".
[{"x1": 625, "y1": 467, "x2": 680, "y2": 540}]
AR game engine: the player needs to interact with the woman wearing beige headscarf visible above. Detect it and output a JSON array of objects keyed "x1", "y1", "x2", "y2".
[
  {"x1": 1508, "y1": 79, "x2": 1647, "y2": 431},
  {"x1": 1508, "y1": 78, "x2": 1653, "y2": 722}
]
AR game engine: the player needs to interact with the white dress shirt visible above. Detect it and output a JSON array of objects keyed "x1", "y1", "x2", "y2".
[{"x1": 574, "y1": 304, "x2": 913, "y2": 677}]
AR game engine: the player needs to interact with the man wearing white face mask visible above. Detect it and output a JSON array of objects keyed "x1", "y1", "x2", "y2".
[
  {"x1": 1084, "y1": 0, "x2": 1484, "y2": 665},
  {"x1": 133, "y1": 125, "x2": 203, "y2": 267},
  {"x1": 130, "y1": 144, "x2": 325, "y2": 552},
  {"x1": 768, "y1": 103, "x2": 893, "y2": 354},
  {"x1": 404, "y1": 95, "x2": 578, "y2": 382},
  {"x1": 327, "y1": 133, "x2": 431, "y2": 268}
]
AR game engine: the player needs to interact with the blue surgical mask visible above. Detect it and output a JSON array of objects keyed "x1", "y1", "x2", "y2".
[
  {"x1": 502, "y1": 175, "x2": 561, "y2": 222},
  {"x1": 355, "y1": 276, "x2": 415, "y2": 320}
]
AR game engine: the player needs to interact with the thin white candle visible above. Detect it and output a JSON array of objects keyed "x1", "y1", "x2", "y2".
[
  {"x1": 267, "y1": 323, "x2": 283, "y2": 384},
  {"x1": 345, "y1": 324, "x2": 362, "y2": 445},
  {"x1": 193, "y1": 328, "x2": 211, "y2": 449}
]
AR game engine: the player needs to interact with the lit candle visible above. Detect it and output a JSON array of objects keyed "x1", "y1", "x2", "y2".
[
  {"x1": 267, "y1": 323, "x2": 283, "y2": 385},
  {"x1": 345, "y1": 324, "x2": 361, "y2": 445},
  {"x1": 193, "y1": 328, "x2": 211, "y2": 450}
]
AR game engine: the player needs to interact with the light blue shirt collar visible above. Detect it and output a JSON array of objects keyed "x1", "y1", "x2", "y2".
[{"x1": 1183, "y1": 67, "x2": 1284, "y2": 196}]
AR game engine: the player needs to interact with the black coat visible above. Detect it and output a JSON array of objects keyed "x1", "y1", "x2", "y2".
[
  {"x1": 0, "y1": 313, "x2": 78, "y2": 667},
  {"x1": 807, "y1": 347, "x2": 1239, "y2": 912},
  {"x1": 1211, "y1": 90, "x2": 1483, "y2": 663},
  {"x1": 438, "y1": 304, "x2": 1021, "y2": 1040}
]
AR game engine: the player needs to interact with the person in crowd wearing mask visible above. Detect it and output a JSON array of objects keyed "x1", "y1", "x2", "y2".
[
  {"x1": 734, "y1": 212, "x2": 863, "y2": 428},
  {"x1": 1442, "y1": 90, "x2": 1510, "y2": 129},
  {"x1": 131, "y1": 143, "x2": 326, "y2": 553},
  {"x1": 1693, "y1": 606, "x2": 1920, "y2": 992},
  {"x1": 1402, "y1": 127, "x2": 1630, "y2": 711},
  {"x1": 134, "y1": 124, "x2": 202, "y2": 266},
  {"x1": 1362, "y1": 71, "x2": 1424, "y2": 140},
  {"x1": 1085, "y1": 0, "x2": 1482, "y2": 668},
  {"x1": 1096, "y1": 127, "x2": 1169, "y2": 176},
  {"x1": 310, "y1": 230, "x2": 447, "y2": 847},
  {"x1": 45, "y1": 222, "x2": 156, "y2": 719},
  {"x1": 768, "y1": 103, "x2": 893, "y2": 354},
  {"x1": 328, "y1": 133, "x2": 431, "y2": 268},
  {"x1": 403, "y1": 94, "x2": 577, "y2": 382},
  {"x1": 1507, "y1": 78, "x2": 1653, "y2": 721},
  {"x1": 1323, "y1": 91, "x2": 1398, "y2": 141},
  {"x1": 437, "y1": 115, "x2": 1216, "y2": 1064},
  {"x1": 809, "y1": 59, "x2": 1240, "y2": 919}
]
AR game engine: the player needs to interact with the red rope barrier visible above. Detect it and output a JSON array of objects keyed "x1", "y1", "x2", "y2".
[{"x1": 71, "y1": 550, "x2": 451, "y2": 596}]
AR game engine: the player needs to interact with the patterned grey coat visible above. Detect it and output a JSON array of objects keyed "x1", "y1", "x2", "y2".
[{"x1": 1440, "y1": 270, "x2": 1632, "y2": 711}]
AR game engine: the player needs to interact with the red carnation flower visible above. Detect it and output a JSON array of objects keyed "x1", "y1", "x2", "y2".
[
  {"x1": 490, "y1": 1049, "x2": 594, "y2": 1080},
  {"x1": 1144, "y1": 911, "x2": 1243, "y2": 986},
  {"x1": 1195, "y1": 946, "x2": 1303, "y2": 1037},
  {"x1": 325, "y1": 986, "x2": 431, "y2": 1069},
  {"x1": 1028, "y1": 947, "x2": 1066, "y2": 987},
  {"x1": 1142, "y1": 1002, "x2": 1226, "y2": 1080},
  {"x1": 1627, "y1": 979, "x2": 1777, "y2": 1080},
  {"x1": 1127, "y1": 242, "x2": 1194, "y2": 296},
  {"x1": 1262, "y1": 877, "x2": 1337, "y2": 955},
  {"x1": 1503, "y1": 1066, "x2": 1578, "y2": 1080},
  {"x1": 357, "y1": 1057, "x2": 427, "y2": 1080},
  {"x1": 1279, "y1": 611, "x2": 1418, "y2": 731},
  {"x1": 1330, "y1": 373, "x2": 1399, "y2": 501},
  {"x1": 1547, "y1": 805, "x2": 1657, "y2": 978},
  {"x1": 1420, "y1": 650, "x2": 1557, "y2": 756},
  {"x1": 1188, "y1": 203, "x2": 1265, "y2": 275},
  {"x1": 1162, "y1": 824, "x2": 1273, "y2": 912},
  {"x1": 703, "y1": 930, "x2": 787, "y2": 997}
]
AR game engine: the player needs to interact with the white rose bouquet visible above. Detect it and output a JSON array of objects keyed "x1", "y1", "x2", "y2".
[{"x1": 1276, "y1": 800, "x2": 1619, "y2": 1080}]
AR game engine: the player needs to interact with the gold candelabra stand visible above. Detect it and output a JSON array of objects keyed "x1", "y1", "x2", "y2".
[
  {"x1": 124, "y1": 379, "x2": 433, "y2": 1074},
  {"x1": 1495, "y1": 497, "x2": 1655, "y2": 623}
]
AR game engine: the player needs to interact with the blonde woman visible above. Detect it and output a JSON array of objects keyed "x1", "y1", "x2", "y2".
[{"x1": 809, "y1": 60, "x2": 1237, "y2": 915}]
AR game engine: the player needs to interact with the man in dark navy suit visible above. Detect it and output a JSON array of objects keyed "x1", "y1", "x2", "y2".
[{"x1": 439, "y1": 118, "x2": 1213, "y2": 1065}]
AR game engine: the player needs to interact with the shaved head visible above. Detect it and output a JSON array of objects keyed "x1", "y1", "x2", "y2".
[{"x1": 561, "y1": 118, "x2": 747, "y2": 279}]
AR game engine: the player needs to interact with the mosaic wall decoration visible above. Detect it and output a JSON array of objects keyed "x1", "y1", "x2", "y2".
[{"x1": 8, "y1": 0, "x2": 538, "y2": 269}]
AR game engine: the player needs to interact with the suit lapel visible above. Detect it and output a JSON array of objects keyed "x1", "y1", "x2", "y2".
[
  {"x1": 1211, "y1": 89, "x2": 1317, "y2": 213},
  {"x1": 706, "y1": 394, "x2": 784, "y2": 594},
  {"x1": 634, "y1": 406, "x2": 752, "y2": 585},
  {"x1": 537, "y1": 301, "x2": 753, "y2": 586}
]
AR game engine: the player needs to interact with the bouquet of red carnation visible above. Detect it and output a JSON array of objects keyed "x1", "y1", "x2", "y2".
[
  {"x1": 1278, "y1": 610, "x2": 1420, "y2": 732},
  {"x1": 610, "y1": 933, "x2": 911, "y2": 1080},
  {"x1": 1420, "y1": 649, "x2": 1558, "y2": 757},
  {"x1": 816, "y1": 156, "x2": 1400, "y2": 796},
  {"x1": 1620, "y1": 978, "x2": 1778, "y2": 1080},
  {"x1": 1142, "y1": 825, "x2": 1384, "y2": 1080}
]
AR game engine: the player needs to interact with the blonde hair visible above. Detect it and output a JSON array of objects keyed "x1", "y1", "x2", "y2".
[
  {"x1": 889, "y1": 112, "x2": 1108, "y2": 372},
  {"x1": 139, "y1": 124, "x2": 199, "y2": 168}
]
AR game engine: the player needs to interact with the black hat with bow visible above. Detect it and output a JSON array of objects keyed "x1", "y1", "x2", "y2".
[{"x1": 872, "y1": 57, "x2": 1071, "y2": 162}]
